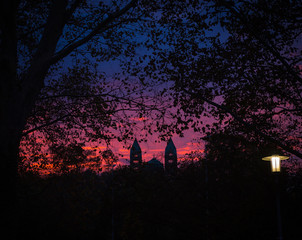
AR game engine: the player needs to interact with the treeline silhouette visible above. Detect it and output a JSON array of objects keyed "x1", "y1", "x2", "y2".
[{"x1": 17, "y1": 159, "x2": 302, "y2": 240}]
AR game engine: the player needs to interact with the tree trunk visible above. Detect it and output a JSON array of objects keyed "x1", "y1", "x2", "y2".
[
  {"x1": 0, "y1": 0, "x2": 140, "y2": 237},
  {"x1": 0, "y1": 118, "x2": 22, "y2": 238},
  {"x1": 0, "y1": 0, "x2": 21, "y2": 237}
]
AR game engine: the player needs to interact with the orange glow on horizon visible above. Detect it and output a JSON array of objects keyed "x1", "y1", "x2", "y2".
[
  {"x1": 129, "y1": 117, "x2": 148, "y2": 121},
  {"x1": 19, "y1": 128, "x2": 205, "y2": 176}
]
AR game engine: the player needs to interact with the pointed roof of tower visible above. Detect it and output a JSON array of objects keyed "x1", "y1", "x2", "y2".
[
  {"x1": 131, "y1": 138, "x2": 141, "y2": 152},
  {"x1": 165, "y1": 138, "x2": 176, "y2": 154}
]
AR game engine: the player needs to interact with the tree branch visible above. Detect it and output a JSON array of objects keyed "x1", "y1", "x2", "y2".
[
  {"x1": 22, "y1": 112, "x2": 72, "y2": 136},
  {"x1": 183, "y1": 88, "x2": 302, "y2": 159},
  {"x1": 22, "y1": 0, "x2": 70, "y2": 117},
  {"x1": 50, "y1": 0, "x2": 137, "y2": 65},
  {"x1": 223, "y1": 2, "x2": 302, "y2": 85}
]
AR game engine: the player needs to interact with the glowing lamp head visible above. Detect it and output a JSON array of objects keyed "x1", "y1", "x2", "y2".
[{"x1": 262, "y1": 155, "x2": 289, "y2": 172}]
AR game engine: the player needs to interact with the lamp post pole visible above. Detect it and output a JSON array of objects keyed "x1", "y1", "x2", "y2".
[
  {"x1": 262, "y1": 155, "x2": 288, "y2": 240},
  {"x1": 274, "y1": 172, "x2": 283, "y2": 240}
]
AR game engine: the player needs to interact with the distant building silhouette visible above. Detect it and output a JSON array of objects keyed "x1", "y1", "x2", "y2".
[
  {"x1": 165, "y1": 138, "x2": 177, "y2": 173},
  {"x1": 129, "y1": 138, "x2": 177, "y2": 172},
  {"x1": 130, "y1": 139, "x2": 142, "y2": 167},
  {"x1": 146, "y1": 157, "x2": 164, "y2": 171}
]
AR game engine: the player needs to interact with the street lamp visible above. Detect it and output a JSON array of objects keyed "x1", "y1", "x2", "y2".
[
  {"x1": 262, "y1": 155, "x2": 289, "y2": 172},
  {"x1": 262, "y1": 154, "x2": 289, "y2": 240}
]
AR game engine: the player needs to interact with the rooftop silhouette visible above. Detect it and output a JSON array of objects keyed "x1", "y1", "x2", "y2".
[{"x1": 130, "y1": 138, "x2": 177, "y2": 172}]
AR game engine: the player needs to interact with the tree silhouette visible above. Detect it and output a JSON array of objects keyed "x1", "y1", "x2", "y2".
[
  {"x1": 133, "y1": 0, "x2": 302, "y2": 158},
  {"x1": 1, "y1": 0, "x2": 173, "y2": 232},
  {"x1": 16, "y1": 153, "x2": 302, "y2": 240},
  {"x1": 3, "y1": 0, "x2": 302, "y2": 236}
]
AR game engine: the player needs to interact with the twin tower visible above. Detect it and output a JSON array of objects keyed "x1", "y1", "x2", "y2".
[{"x1": 130, "y1": 138, "x2": 177, "y2": 172}]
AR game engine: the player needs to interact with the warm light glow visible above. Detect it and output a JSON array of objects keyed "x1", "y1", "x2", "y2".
[
  {"x1": 271, "y1": 156, "x2": 280, "y2": 172},
  {"x1": 262, "y1": 154, "x2": 289, "y2": 173}
]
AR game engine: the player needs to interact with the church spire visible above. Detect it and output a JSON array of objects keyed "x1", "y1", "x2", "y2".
[
  {"x1": 165, "y1": 138, "x2": 177, "y2": 172},
  {"x1": 130, "y1": 139, "x2": 142, "y2": 167}
]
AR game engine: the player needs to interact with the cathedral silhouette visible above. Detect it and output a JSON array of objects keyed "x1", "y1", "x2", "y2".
[{"x1": 130, "y1": 138, "x2": 177, "y2": 172}]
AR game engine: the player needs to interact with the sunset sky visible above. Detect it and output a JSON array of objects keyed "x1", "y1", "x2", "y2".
[
  {"x1": 110, "y1": 130, "x2": 205, "y2": 165},
  {"x1": 93, "y1": 62, "x2": 207, "y2": 164},
  {"x1": 3, "y1": 1, "x2": 302, "y2": 239},
  {"x1": 16, "y1": 0, "x2": 302, "y2": 176}
]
